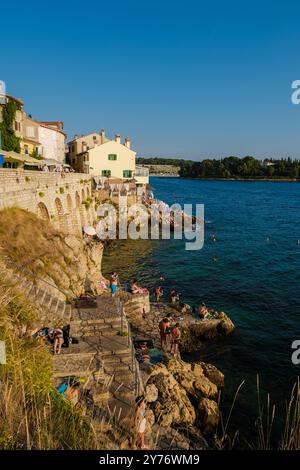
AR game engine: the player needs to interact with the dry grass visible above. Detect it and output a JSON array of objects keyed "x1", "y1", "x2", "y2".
[
  {"x1": 0, "y1": 270, "x2": 97, "y2": 449},
  {"x1": 0, "y1": 207, "x2": 76, "y2": 296}
]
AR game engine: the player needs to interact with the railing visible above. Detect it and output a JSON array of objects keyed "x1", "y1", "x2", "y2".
[
  {"x1": 135, "y1": 166, "x2": 149, "y2": 177},
  {"x1": 116, "y1": 290, "x2": 144, "y2": 396}
]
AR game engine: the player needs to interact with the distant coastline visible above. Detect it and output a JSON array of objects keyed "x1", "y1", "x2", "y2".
[
  {"x1": 178, "y1": 177, "x2": 300, "y2": 182},
  {"x1": 150, "y1": 175, "x2": 300, "y2": 182}
]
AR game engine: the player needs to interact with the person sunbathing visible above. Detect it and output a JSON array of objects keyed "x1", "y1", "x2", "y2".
[
  {"x1": 199, "y1": 303, "x2": 209, "y2": 320},
  {"x1": 130, "y1": 280, "x2": 148, "y2": 294}
]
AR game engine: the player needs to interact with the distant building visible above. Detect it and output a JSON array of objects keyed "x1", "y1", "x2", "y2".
[
  {"x1": 67, "y1": 129, "x2": 149, "y2": 186},
  {"x1": 262, "y1": 159, "x2": 275, "y2": 167}
]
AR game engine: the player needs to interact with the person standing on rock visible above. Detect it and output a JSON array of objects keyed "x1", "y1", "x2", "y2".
[
  {"x1": 52, "y1": 328, "x2": 64, "y2": 355},
  {"x1": 155, "y1": 286, "x2": 163, "y2": 302},
  {"x1": 170, "y1": 323, "x2": 181, "y2": 357},
  {"x1": 134, "y1": 396, "x2": 148, "y2": 450},
  {"x1": 110, "y1": 272, "x2": 119, "y2": 297},
  {"x1": 159, "y1": 317, "x2": 168, "y2": 350}
]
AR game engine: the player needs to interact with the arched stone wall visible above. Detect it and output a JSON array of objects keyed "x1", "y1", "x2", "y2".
[
  {"x1": 37, "y1": 202, "x2": 50, "y2": 221},
  {"x1": 54, "y1": 197, "x2": 68, "y2": 232}
]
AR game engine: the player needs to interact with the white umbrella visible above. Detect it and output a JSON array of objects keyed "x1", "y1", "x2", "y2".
[{"x1": 83, "y1": 226, "x2": 97, "y2": 236}]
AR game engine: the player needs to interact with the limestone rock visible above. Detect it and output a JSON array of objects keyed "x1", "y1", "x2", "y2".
[
  {"x1": 144, "y1": 383, "x2": 158, "y2": 403},
  {"x1": 198, "y1": 398, "x2": 219, "y2": 435},
  {"x1": 64, "y1": 235, "x2": 82, "y2": 256},
  {"x1": 198, "y1": 362, "x2": 225, "y2": 388},
  {"x1": 146, "y1": 366, "x2": 196, "y2": 427},
  {"x1": 145, "y1": 408, "x2": 156, "y2": 427},
  {"x1": 191, "y1": 362, "x2": 204, "y2": 378},
  {"x1": 194, "y1": 376, "x2": 218, "y2": 399}
]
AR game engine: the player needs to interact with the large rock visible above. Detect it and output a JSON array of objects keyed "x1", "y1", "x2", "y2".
[
  {"x1": 144, "y1": 383, "x2": 158, "y2": 403},
  {"x1": 180, "y1": 313, "x2": 235, "y2": 353},
  {"x1": 146, "y1": 365, "x2": 196, "y2": 427},
  {"x1": 198, "y1": 398, "x2": 219, "y2": 435},
  {"x1": 64, "y1": 235, "x2": 82, "y2": 256},
  {"x1": 197, "y1": 362, "x2": 225, "y2": 388}
]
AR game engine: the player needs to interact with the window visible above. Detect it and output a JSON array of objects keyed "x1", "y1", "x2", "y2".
[
  {"x1": 123, "y1": 170, "x2": 132, "y2": 178},
  {"x1": 102, "y1": 170, "x2": 111, "y2": 177},
  {"x1": 108, "y1": 154, "x2": 117, "y2": 161},
  {"x1": 26, "y1": 126, "x2": 34, "y2": 138}
]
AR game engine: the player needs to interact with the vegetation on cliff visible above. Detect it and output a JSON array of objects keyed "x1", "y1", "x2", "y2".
[
  {"x1": 0, "y1": 207, "x2": 104, "y2": 300},
  {"x1": 0, "y1": 271, "x2": 96, "y2": 449},
  {"x1": 0, "y1": 99, "x2": 21, "y2": 153}
]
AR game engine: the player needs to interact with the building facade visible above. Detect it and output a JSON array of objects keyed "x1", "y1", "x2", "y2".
[
  {"x1": 67, "y1": 129, "x2": 149, "y2": 185},
  {"x1": 0, "y1": 94, "x2": 65, "y2": 162}
]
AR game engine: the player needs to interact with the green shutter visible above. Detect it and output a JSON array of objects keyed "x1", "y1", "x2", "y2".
[
  {"x1": 108, "y1": 154, "x2": 117, "y2": 160},
  {"x1": 101, "y1": 170, "x2": 111, "y2": 177}
]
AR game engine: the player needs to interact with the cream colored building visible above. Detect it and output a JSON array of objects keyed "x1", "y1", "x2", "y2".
[{"x1": 68, "y1": 129, "x2": 149, "y2": 185}]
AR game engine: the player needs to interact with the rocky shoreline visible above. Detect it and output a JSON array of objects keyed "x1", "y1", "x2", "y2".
[{"x1": 123, "y1": 295, "x2": 235, "y2": 449}]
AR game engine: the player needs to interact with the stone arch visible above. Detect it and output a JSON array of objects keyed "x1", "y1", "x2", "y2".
[
  {"x1": 75, "y1": 191, "x2": 81, "y2": 207},
  {"x1": 67, "y1": 193, "x2": 73, "y2": 213},
  {"x1": 37, "y1": 202, "x2": 50, "y2": 221},
  {"x1": 54, "y1": 197, "x2": 67, "y2": 232}
]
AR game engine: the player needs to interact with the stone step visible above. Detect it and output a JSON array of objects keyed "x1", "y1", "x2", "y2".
[
  {"x1": 103, "y1": 353, "x2": 132, "y2": 365},
  {"x1": 109, "y1": 369, "x2": 135, "y2": 383},
  {"x1": 106, "y1": 398, "x2": 134, "y2": 420},
  {"x1": 64, "y1": 304, "x2": 72, "y2": 321},
  {"x1": 104, "y1": 363, "x2": 131, "y2": 373},
  {"x1": 100, "y1": 337, "x2": 131, "y2": 356},
  {"x1": 109, "y1": 381, "x2": 136, "y2": 399},
  {"x1": 52, "y1": 355, "x2": 102, "y2": 378},
  {"x1": 70, "y1": 326, "x2": 122, "y2": 337}
]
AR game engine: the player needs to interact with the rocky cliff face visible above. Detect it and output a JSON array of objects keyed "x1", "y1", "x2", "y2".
[
  {"x1": 142, "y1": 358, "x2": 224, "y2": 449},
  {"x1": 0, "y1": 208, "x2": 104, "y2": 301}
]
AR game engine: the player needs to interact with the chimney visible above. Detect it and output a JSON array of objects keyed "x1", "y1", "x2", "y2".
[
  {"x1": 125, "y1": 137, "x2": 131, "y2": 149},
  {"x1": 100, "y1": 129, "x2": 106, "y2": 144},
  {"x1": 115, "y1": 133, "x2": 121, "y2": 145}
]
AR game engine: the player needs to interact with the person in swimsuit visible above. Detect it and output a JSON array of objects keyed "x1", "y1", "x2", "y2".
[
  {"x1": 199, "y1": 303, "x2": 209, "y2": 320},
  {"x1": 52, "y1": 328, "x2": 64, "y2": 355},
  {"x1": 159, "y1": 317, "x2": 169, "y2": 350},
  {"x1": 155, "y1": 286, "x2": 163, "y2": 302},
  {"x1": 110, "y1": 273, "x2": 119, "y2": 297},
  {"x1": 134, "y1": 396, "x2": 148, "y2": 449}
]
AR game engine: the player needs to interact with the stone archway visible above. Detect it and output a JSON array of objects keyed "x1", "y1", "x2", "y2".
[
  {"x1": 77, "y1": 190, "x2": 87, "y2": 228},
  {"x1": 66, "y1": 194, "x2": 76, "y2": 233},
  {"x1": 54, "y1": 197, "x2": 67, "y2": 232},
  {"x1": 37, "y1": 202, "x2": 50, "y2": 222}
]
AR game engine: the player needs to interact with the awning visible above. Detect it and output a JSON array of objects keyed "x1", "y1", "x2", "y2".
[{"x1": 0, "y1": 150, "x2": 42, "y2": 166}]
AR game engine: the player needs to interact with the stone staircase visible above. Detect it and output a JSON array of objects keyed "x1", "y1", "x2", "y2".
[{"x1": 3, "y1": 270, "x2": 72, "y2": 322}]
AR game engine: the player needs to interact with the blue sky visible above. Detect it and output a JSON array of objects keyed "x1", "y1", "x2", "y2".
[{"x1": 1, "y1": 0, "x2": 300, "y2": 159}]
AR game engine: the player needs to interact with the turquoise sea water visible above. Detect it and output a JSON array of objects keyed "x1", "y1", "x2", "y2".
[{"x1": 103, "y1": 177, "x2": 300, "y2": 444}]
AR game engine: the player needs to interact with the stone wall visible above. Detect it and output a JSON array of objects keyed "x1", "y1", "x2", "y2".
[{"x1": 0, "y1": 169, "x2": 96, "y2": 235}]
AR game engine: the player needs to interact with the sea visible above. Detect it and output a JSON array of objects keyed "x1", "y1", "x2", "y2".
[{"x1": 102, "y1": 176, "x2": 300, "y2": 447}]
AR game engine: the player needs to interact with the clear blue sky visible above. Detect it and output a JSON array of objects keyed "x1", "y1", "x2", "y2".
[{"x1": 1, "y1": 0, "x2": 300, "y2": 160}]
